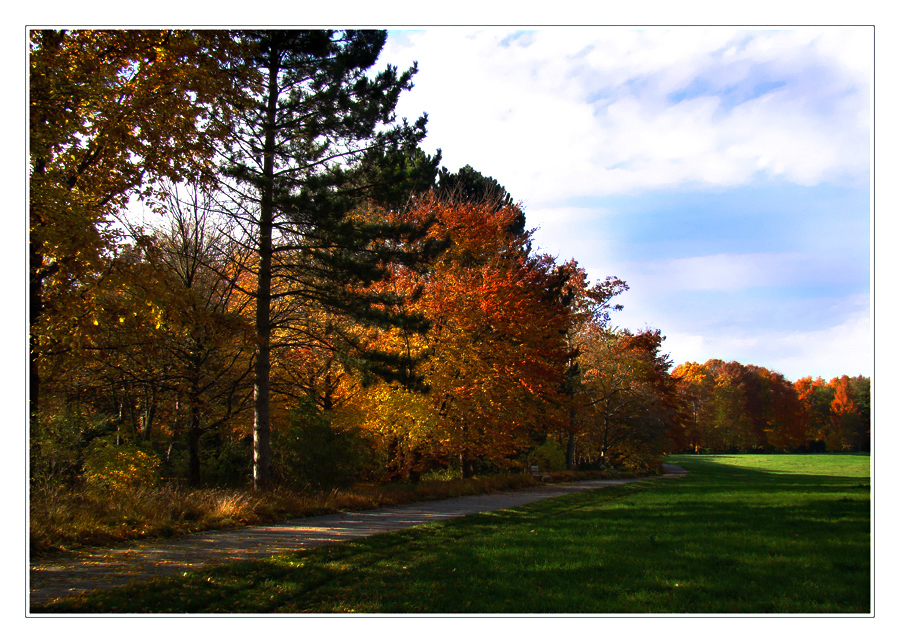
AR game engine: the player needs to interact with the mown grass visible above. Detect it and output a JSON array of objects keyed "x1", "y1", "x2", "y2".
[
  {"x1": 33, "y1": 454, "x2": 870, "y2": 614},
  {"x1": 30, "y1": 469, "x2": 617, "y2": 557}
]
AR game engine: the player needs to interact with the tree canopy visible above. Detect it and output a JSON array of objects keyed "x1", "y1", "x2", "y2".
[{"x1": 29, "y1": 29, "x2": 871, "y2": 494}]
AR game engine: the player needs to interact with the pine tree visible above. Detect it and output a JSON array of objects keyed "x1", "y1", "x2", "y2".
[{"x1": 221, "y1": 30, "x2": 436, "y2": 488}]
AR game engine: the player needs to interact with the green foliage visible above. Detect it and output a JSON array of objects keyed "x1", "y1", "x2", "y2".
[
  {"x1": 223, "y1": 30, "x2": 439, "y2": 488},
  {"x1": 30, "y1": 405, "x2": 115, "y2": 488},
  {"x1": 528, "y1": 441, "x2": 566, "y2": 472},
  {"x1": 201, "y1": 437, "x2": 254, "y2": 488},
  {"x1": 82, "y1": 438, "x2": 161, "y2": 492},
  {"x1": 358, "y1": 146, "x2": 442, "y2": 211},
  {"x1": 273, "y1": 399, "x2": 372, "y2": 489},
  {"x1": 418, "y1": 467, "x2": 462, "y2": 482},
  {"x1": 155, "y1": 431, "x2": 253, "y2": 487}
]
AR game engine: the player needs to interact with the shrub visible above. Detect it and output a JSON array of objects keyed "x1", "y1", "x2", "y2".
[
  {"x1": 529, "y1": 440, "x2": 566, "y2": 472},
  {"x1": 613, "y1": 451, "x2": 663, "y2": 475},
  {"x1": 420, "y1": 467, "x2": 462, "y2": 482},
  {"x1": 202, "y1": 435, "x2": 253, "y2": 487},
  {"x1": 82, "y1": 438, "x2": 161, "y2": 492},
  {"x1": 272, "y1": 398, "x2": 372, "y2": 489},
  {"x1": 30, "y1": 404, "x2": 115, "y2": 488}
]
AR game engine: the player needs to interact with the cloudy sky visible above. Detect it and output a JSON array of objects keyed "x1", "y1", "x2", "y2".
[{"x1": 378, "y1": 27, "x2": 873, "y2": 382}]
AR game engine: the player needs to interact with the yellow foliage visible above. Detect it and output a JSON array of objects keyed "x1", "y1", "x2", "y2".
[{"x1": 83, "y1": 439, "x2": 160, "y2": 492}]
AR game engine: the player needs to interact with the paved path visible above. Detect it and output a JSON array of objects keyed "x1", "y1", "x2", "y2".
[{"x1": 30, "y1": 465, "x2": 688, "y2": 608}]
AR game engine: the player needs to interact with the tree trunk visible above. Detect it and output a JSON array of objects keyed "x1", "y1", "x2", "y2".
[
  {"x1": 322, "y1": 370, "x2": 334, "y2": 412},
  {"x1": 188, "y1": 403, "x2": 202, "y2": 486},
  {"x1": 28, "y1": 90, "x2": 50, "y2": 432},
  {"x1": 29, "y1": 245, "x2": 43, "y2": 474},
  {"x1": 141, "y1": 385, "x2": 156, "y2": 442},
  {"x1": 188, "y1": 372, "x2": 202, "y2": 486},
  {"x1": 29, "y1": 160, "x2": 48, "y2": 459},
  {"x1": 566, "y1": 432, "x2": 576, "y2": 471},
  {"x1": 252, "y1": 268, "x2": 272, "y2": 489},
  {"x1": 460, "y1": 452, "x2": 476, "y2": 479},
  {"x1": 252, "y1": 51, "x2": 279, "y2": 490}
]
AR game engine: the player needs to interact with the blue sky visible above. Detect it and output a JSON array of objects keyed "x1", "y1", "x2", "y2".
[{"x1": 380, "y1": 27, "x2": 873, "y2": 382}]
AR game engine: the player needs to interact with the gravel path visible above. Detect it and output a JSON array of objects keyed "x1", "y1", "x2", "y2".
[{"x1": 30, "y1": 465, "x2": 688, "y2": 608}]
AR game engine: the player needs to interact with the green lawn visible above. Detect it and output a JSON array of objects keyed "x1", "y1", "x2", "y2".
[{"x1": 33, "y1": 454, "x2": 871, "y2": 614}]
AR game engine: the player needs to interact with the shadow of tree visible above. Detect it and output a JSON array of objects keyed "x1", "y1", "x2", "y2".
[{"x1": 34, "y1": 457, "x2": 870, "y2": 614}]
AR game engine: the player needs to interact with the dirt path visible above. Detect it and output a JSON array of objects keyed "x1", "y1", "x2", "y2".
[{"x1": 30, "y1": 466, "x2": 688, "y2": 608}]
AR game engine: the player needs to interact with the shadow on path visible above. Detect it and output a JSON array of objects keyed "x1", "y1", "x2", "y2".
[{"x1": 30, "y1": 467, "x2": 688, "y2": 608}]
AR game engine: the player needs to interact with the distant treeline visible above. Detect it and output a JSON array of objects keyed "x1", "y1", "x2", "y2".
[{"x1": 670, "y1": 360, "x2": 870, "y2": 454}]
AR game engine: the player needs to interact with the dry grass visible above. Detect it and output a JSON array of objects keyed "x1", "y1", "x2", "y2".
[{"x1": 29, "y1": 469, "x2": 622, "y2": 558}]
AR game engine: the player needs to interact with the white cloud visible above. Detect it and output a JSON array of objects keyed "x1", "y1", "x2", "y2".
[
  {"x1": 380, "y1": 27, "x2": 872, "y2": 204},
  {"x1": 662, "y1": 314, "x2": 872, "y2": 381}
]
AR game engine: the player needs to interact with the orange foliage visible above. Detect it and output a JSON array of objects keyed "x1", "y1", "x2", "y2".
[{"x1": 357, "y1": 196, "x2": 571, "y2": 476}]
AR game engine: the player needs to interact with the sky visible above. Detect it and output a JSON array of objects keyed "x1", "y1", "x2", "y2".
[{"x1": 377, "y1": 27, "x2": 873, "y2": 382}]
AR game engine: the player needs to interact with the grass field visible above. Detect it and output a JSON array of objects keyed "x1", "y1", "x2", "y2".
[{"x1": 33, "y1": 454, "x2": 871, "y2": 614}]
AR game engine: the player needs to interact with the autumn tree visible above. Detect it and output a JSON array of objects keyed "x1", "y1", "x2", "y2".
[
  {"x1": 364, "y1": 173, "x2": 629, "y2": 475},
  {"x1": 36, "y1": 181, "x2": 258, "y2": 486},
  {"x1": 556, "y1": 261, "x2": 629, "y2": 468},
  {"x1": 848, "y1": 376, "x2": 871, "y2": 451},
  {"x1": 756, "y1": 367, "x2": 805, "y2": 451},
  {"x1": 574, "y1": 328, "x2": 677, "y2": 468},
  {"x1": 670, "y1": 361, "x2": 716, "y2": 452},
  {"x1": 134, "y1": 184, "x2": 256, "y2": 484},
  {"x1": 29, "y1": 29, "x2": 251, "y2": 426},
  {"x1": 434, "y1": 164, "x2": 526, "y2": 236},
  {"x1": 791, "y1": 374, "x2": 870, "y2": 452},
  {"x1": 794, "y1": 376, "x2": 834, "y2": 451},
  {"x1": 427, "y1": 198, "x2": 570, "y2": 476},
  {"x1": 673, "y1": 360, "x2": 814, "y2": 454},
  {"x1": 827, "y1": 375, "x2": 861, "y2": 451}
]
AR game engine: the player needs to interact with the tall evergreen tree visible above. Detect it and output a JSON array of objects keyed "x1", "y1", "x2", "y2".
[{"x1": 221, "y1": 30, "x2": 436, "y2": 488}]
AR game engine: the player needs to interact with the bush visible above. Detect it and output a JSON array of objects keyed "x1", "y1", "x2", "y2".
[
  {"x1": 272, "y1": 398, "x2": 372, "y2": 489},
  {"x1": 201, "y1": 435, "x2": 253, "y2": 487},
  {"x1": 529, "y1": 440, "x2": 566, "y2": 472},
  {"x1": 30, "y1": 405, "x2": 116, "y2": 488},
  {"x1": 420, "y1": 467, "x2": 462, "y2": 482},
  {"x1": 612, "y1": 451, "x2": 664, "y2": 475},
  {"x1": 82, "y1": 438, "x2": 161, "y2": 492}
]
